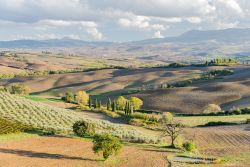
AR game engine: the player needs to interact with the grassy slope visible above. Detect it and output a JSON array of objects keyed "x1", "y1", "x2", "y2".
[{"x1": 0, "y1": 92, "x2": 158, "y2": 142}]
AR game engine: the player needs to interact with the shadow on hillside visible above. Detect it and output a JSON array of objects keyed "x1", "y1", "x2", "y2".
[
  {"x1": 30, "y1": 78, "x2": 110, "y2": 95},
  {"x1": 0, "y1": 148, "x2": 102, "y2": 161}
]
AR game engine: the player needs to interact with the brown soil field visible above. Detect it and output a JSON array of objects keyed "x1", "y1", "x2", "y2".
[
  {"x1": 1, "y1": 65, "x2": 250, "y2": 113},
  {"x1": 0, "y1": 124, "x2": 249, "y2": 167},
  {"x1": 0, "y1": 67, "x2": 207, "y2": 95},
  {"x1": 0, "y1": 135, "x2": 169, "y2": 167},
  {"x1": 184, "y1": 125, "x2": 250, "y2": 156},
  {"x1": 134, "y1": 65, "x2": 250, "y2": 113}
]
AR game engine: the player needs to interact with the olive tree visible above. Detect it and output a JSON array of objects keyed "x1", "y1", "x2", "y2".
[
  {"x1": 161, "y1": 120, "x2": 184, "y2": 148},
  {"x1": 92, "y1": 133, "x2": 122, "y2": 160}
]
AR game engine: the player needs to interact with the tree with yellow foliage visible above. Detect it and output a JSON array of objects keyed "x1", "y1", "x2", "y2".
[
  {"x1": 129, "y1": 97, "x2": 143, "y2": 110},
  {"x1": 76, "y1": 91, "x2": 89, "y2": 106}
]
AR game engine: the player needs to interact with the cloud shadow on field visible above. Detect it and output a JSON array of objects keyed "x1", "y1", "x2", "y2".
[{"x1": 0, "y1": 148, "x2": 102, "y2": 161}]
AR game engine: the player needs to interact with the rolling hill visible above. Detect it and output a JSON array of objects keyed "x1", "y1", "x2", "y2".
[{"x1": 0, "y1": 91, "x2": 158, "y2": 143}]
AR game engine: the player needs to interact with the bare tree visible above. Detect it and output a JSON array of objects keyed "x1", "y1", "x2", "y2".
[{"x1": 162, "y1": 121, "x2": 184, "y2": 148}]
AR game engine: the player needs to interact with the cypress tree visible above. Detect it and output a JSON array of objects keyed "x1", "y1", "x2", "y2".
[
  {"x1": 107, "y1": 98, "x2": 112, "y2": 110},
  {"x1": 98, "y1": 100, "x2": 102, "y2": 109},
  {"x1": 124, "y1": 101, "x2": 128, "y2": 115},
  {"x1": 88, "y1": 98, "x2": 92, "y2": 108},
  {"x1": 130, "y1": 104, "x2": 134, "y2": 115},
  {"x1": 128, "y1": 102, "x2": 131, "y2": 115},
  {"x1": 112, "y1": 100, "x2": 117, "y2": 112},
  {"x1": 95, "y1": 99, "x2": 98, "y2": 109}
]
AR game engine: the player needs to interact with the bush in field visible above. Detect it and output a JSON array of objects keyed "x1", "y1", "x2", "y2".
[
  {"x1": 6, "y1": 84, "x2": 30, "y2": 95},
  {"x1": 73, "y1": 120, "x2": 96, "y2": 137},
  {"x1": 129, "y1": 97, "x2": 143, "y2": 110},
  {"x1": 159, "y1": 112, "x2": 173, "y2": 124},
  {"x1": 116, "y1": 96, "x2": 127, "y2": 110},
  {"x1": 0, "y1": 118, "x2": 32, "y2": 134},
  {"x1": 168, "y1": 62, "x2": 186, "y2": 68},
  {"x1": 232, "y1": 108, "x2": 241, "y2": 115},
  {"x1": 183, "y1": 141, "x2": 197, "y2": 152},
  {"x1": 64, "y1": 92, "x2": 75, "y2": 103},
  {"x1": 93, "y1": 133, "x2": 122, "y2": 160},
  {"x1": 203, "y1": 104, "x2": 221, "y2": 114},
  {"x1": 0, "y1": 86, "x2": 6, "y2": 92},
  {"x1": 76, "y1": 91, "x2": 89, "y2": 106}
]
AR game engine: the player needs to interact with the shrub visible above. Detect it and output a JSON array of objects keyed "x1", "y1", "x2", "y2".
[
  {"x1": 64, "y1": 92, "x2": 75, "y2": 103},
  {"x1": 6, "y1": 84, "x2": 30, "y2": 95},
  {"x1": 203, "y1": 104, "x2": 221, "y2": 114},
  {"x1": 73, "y1": 120, "x2": 96, "y2": 137},
  {"x1": 39, "y1": 130, "x2": 56, "y2": 136},
  {"x1": 183, "y1": 141, "x2": 197, "y2": 152},
  {"x1": 131, "y1": 112, "x2": 148, "y2": 120},
  {"x1": 199, "y1": 121, "x2": 238, "y2": 127},
  {"x1": 159, "y1": 112, "x2": 173, "y2": 124},
  {"x1": 78, "y1": 104, "x2": 90, "y2": 110},
  {"x1": 168, "y1": 62, "x2": 186, "y2": 68},
  {"x1": 232, "y1": 108, "x2": 241, "y2": 115},
  {"x1": 93, "y1": 133, "x2": 122, "y2": 160}
]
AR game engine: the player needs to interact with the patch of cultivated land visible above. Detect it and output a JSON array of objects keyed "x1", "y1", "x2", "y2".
[
  {"x1": 2, "y1": 65, "x2": 250, "y2": 113},
  {"x1": 0, "y1": 124, "x2": 249, "y2": 167},
  {"x1": 0, "y1": 135, "x2": 169, "y2": 167}
]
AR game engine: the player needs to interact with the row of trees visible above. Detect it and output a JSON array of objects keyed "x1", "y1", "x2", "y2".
[
  {"x1": 0, "y1": 84, "x2": 30, "y2": 95},
  {"x1": 107, "y1": 96, "x2": 143, "y2": 114},
  {"x1": 63, "y1": 91, "x2": 144, "y2": 115},
  {"x1": 204, "y1": 58, "x2": 237, "y2": 66}
]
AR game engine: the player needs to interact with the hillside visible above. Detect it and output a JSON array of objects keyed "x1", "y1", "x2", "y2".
[
  {"x1": 3, "y1": 65, "x2": 250, "y2": 113},
  {"x1": 0, "y1": 92, "x2": 157, "y2": 142}
]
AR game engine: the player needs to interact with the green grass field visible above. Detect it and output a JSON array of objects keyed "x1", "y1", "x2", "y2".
[{"x1": 176, "y1": 115, "x2": 250, "y2": 127}]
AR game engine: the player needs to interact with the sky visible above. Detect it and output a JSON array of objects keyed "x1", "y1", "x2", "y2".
[{"x1": 0, "y1": 0, "x2": 249, "y2": 42}]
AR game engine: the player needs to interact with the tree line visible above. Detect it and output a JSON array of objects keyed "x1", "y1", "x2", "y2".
[{"x1": 63, "y1": 91, "x2": 143, "y2": 115}]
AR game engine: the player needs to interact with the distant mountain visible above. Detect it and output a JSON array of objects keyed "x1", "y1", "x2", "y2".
[
  {"x1": 0, "y1": 38, "x2": 113, "y2": 48},
  {"x1": 129, "y1": 28, "x2": 250, "y2": 45},
  {"x1": 1, "y1": 28, "x2": 250, "y2": 48}
]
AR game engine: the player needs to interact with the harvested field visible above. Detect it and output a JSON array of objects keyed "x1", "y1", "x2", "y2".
[
  {"x1": 1, "y1": 65, "x2": 250, "y2": 113},
  {"x1": 184, "y1": 125, "x2": 250, "y2": 157},
  {"x1": 0, "y1": 135, "x2": 169, "y2": 167}
]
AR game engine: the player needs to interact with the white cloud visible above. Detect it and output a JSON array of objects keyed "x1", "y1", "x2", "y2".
[
  {"x1": 0, "y1": 0, "x2": 249, "y2": 41},
  {"x1": 36, "y1": 19, "x2": 103, "y2": 39},
  {"x1": 86, "y1": 28, "x2": 103, "y2": 40},
  {"x1": 186, "y1": 17, "x2": 202, "y2": 24},
  {"x1": 153, "y1": 31, "x2": 164, "y2": 38},
  {"x1": 118, "y1": 15, "x2": 166, "y2": 31},
  {"x1": 91, "y1": 0, "x2": 215, "y2": 18},
  {"x1": 219, "y1": 0, "x2": 243, "y2": 15}
]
